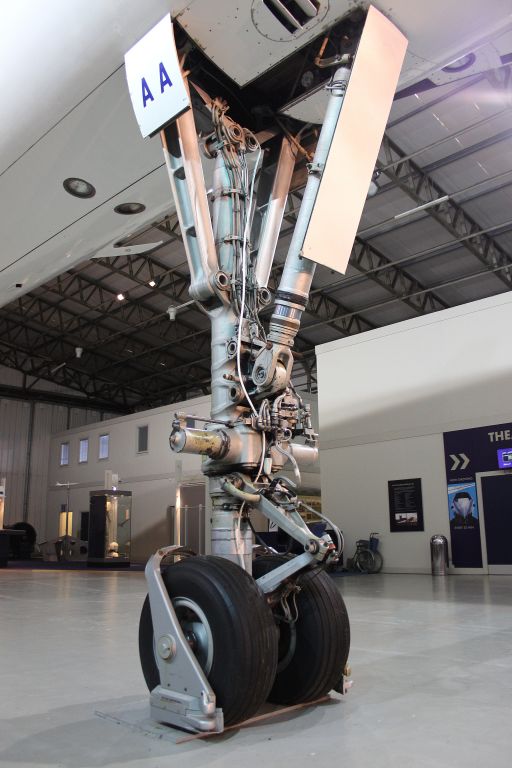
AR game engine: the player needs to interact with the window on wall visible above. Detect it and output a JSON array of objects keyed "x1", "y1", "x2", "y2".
[
  {"x1": 98, "y1": 434, "x2": 109, "y2": 460},
  {"x1": 137, "y1": 425, "x2": 149, "y2": 453},
  {"x1": 59, "y1": 442, "x2": 69, "y2": 466},
  {"x1": 79, "y1": 438, "x2": 89, "y2": 463}
]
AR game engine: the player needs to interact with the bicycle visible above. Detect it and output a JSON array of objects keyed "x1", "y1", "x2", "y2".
[{"x1": 349, "y1": 532, "x2": 383, "y2": 574}]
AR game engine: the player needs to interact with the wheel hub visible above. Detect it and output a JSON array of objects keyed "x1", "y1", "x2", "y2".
[{"x1": 172, "y1": 597, "x2": 214, "y2": 676}]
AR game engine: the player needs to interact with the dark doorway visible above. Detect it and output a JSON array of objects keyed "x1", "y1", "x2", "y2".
[{"x1": 480, "y1": 472, "x2": 512, "y2": 573}]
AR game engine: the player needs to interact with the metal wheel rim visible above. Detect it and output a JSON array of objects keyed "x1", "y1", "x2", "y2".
[{"x1": 172, "y1": 596, "x2": 214, "y2": 676}]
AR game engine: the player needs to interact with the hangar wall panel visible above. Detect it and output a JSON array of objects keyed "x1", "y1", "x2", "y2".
[
  {"x1": 0, "y1": 399, "x2": 31, "y2": 525},
  {"x1": 316, "y1": 292, "x2": 512, "y2": 573},
  {"x1": 47, "y1": 395, "x2": 212, "y2": 560},
  {"x1": 0, "y1": 373, "x2": 113, "y2": 538},
  {"x1": 27, "y1": 404, "x2": 69, "y2": 536},
  {"x1": 0, "y1": 364, "x2": 91, "y2": 396}
]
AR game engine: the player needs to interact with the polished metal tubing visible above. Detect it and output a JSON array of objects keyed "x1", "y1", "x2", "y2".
[
  {"x1": 255, "y1": 137, "x2": 296, "y2": 289},
  {"x1": 268, "y1": 67, "x2": 351, "y2": 345}
]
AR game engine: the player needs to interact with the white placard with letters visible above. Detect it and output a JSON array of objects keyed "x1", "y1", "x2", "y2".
[
  {"x1": 302, "y1": 6, "x2": 408, "y2": 274},
  {"x1": 124, "y1": 14, "x2": 190, "y2": 138}
]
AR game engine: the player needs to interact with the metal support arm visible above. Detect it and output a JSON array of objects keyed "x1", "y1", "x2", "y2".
[
  {"x1": 146, "y1": 546, "x2": 224, "y2": 733},
  {"x1": 228, "y1": 475, "x2": 334, "y2": 561},
  {"x1": 255, "y1": 137, "x2": 297, "y2": 289},
  {"x1": 256, "y1": 551, "x2": 316, "y2": 594},
  {"x1": 252, "y1": 65, "x2": 352, "y2": 393},
  {"x1": 161, "y1": 103, "x2": 219, "y2": 303}
]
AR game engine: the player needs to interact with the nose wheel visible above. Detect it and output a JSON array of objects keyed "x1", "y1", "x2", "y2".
[
  {"x1": 253, "y1": 555, "x2": 350, "y2": 705},
  {"x1": 139, "y1": 555, "x2": 278, "y2": 726}
]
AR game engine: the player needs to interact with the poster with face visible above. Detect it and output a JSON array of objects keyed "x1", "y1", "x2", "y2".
[{"x1": 448, "y1": 483, "x2": 479, "y2": 529}]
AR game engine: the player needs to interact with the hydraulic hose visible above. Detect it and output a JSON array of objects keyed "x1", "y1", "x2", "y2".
[{"x1": 221, "y1": 480, "x2": 261, "y2": 504}]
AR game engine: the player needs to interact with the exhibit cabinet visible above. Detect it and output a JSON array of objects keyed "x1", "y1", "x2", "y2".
[{"x1": 88, "y1": 490, "x2": 132, "y2": 565}]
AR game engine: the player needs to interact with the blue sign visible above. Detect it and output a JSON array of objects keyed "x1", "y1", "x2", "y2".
[
  {"x1": 448, "y1": 482, "x2": 479, "y2": 526},
  {"x1": 498, "y1": 448, "x2": 512, "y2": 469},
  {"x1": 443, "y1": 421, "x2": 512, "y2": 568}
]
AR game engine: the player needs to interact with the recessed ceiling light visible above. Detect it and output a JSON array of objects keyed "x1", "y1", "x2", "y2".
[
  {"x1": 114, "y1": 202, "x2": 146, "y2": 215},
  {"x1": 442, "y1": 53, "x2": 476, "y2": 73},
  {"x1": 148, "y1": 279, "x2": 156, "y2": 287},
  {"x1": 63, "y1": 177, "x2": 96, "y2": 198},
  {"x1": 116, "y1": 293, "x2": 125, "y2": 301}
]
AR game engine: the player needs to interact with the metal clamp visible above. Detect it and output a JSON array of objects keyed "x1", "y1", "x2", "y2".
[
  {"x1": 146, "y1": 546, "x2": 224, "y2": 733},
  {"x1": 306, "y1": 161, "x2": 324, "y2": 176}
]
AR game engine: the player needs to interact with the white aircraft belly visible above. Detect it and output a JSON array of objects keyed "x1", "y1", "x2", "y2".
[
  {"x1": 0, "y1": 168, "x2": 174, "y2": 307},
  {"x1": 1, "y1": 0, "x2": 510, "y2": 307},
  {"x1": 0, "y1": 0, "x2": 192, "y2": 175}
]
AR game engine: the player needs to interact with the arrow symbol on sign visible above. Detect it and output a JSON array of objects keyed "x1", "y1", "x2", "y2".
[{"x1": 450, "y1": 453, "x2": 470, "y2": 471}]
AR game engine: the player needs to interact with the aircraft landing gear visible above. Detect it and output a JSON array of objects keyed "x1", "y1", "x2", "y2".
[
  {"x1": 139, "y1": 554, "x2": 278, "y2": 727},
  {"x1": 131, "y1": 27, "x2": 355, "y2": 735}
]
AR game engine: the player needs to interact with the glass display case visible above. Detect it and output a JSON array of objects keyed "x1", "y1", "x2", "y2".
[{"x1": 88, "y1": 490, "x2": 131, "y2": 566}]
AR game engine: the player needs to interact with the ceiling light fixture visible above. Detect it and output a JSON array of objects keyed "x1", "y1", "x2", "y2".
[
  {"x1": 114, "y1": 202, "x2": 146, "y2": 215},
  {"x1": 167, "y1": 299, "x2": 195, "y2": 321},
  {"x1": 148, "y1": 279, "x2": 156, "y2": 287},
  {"x1": 50, "y1": 362, "x2": 67, "y2": 374},
  {"x1": 367, "y1": 169, "x2": 381, "y2": 198},
  {"x1": 63, "y1": 177, "x2": 96, "y2": 199},
  {"x1": 75, "y1": 347, "x2": 83, "y2": 359},
  {"x1": 117, "y1": 292, "x2": 126, "y2": 301},
  {"x1": 394, "y1": 195, "x2": 450, "y2": 220}
]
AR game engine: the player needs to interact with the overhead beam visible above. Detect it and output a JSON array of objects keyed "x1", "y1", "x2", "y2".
[
  {"x1": 0, "y1": 383, "x2": 130, "y2": 413},
  {"x1": 284, "y1": 189, "x2": 449, "y2": 317},
  {"x1": 378, "y1": 133, "x2": 512, "y2": 289},
  {"x1": 16, "y1": 282, "x2": 212, "y2": 382}
]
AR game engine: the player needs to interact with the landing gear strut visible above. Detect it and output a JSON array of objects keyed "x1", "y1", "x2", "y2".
[{"x1": 135, "y1": 22, "x2": 356, "y2": 735}]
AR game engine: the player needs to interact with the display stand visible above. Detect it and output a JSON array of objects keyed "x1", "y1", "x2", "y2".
[{"x1": 88, "y1": 490, "x2": 132, "y2": 566}]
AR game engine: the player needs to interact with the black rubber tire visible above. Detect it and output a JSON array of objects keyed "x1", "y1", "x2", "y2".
[
  {"x1": 370, "y1": 550, "x2": 383, "y2": 574},
  {"x1": 356, "y1": 549, "x2": 375, "y2": 572},
  {"x1": 139, "y1": 555, "x2": 278, "y2": 726},
  {"x1": 252, "y1": 554, "x2": 350, "y2": 705}
]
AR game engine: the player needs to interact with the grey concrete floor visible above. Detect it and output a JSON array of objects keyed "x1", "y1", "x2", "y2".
[{"x1": 1, "y1": 569, "x2": 511, "y2": 768}]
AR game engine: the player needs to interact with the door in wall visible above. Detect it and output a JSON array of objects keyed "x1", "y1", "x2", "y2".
[
  {"x1": 481, "y1": 472, "x2": 512, "y2": 574},
  {"x1": 176, "y1": 484, "x2": 206, "y2": 554}
]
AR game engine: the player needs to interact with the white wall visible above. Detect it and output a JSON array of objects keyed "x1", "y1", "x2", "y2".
[
  {"x1": 316, "y1": 292, "x2": 512, "y2": 573},
  {"x1": 47, "y1": 392, "x2": 321, "y2": 561},
  {"x1": 47, "y1": 396, "x2": 209, "y2": 561}
]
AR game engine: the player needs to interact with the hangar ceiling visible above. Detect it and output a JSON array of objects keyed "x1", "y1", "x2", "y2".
[{"x1": 1, "y1": 65, "x2": 511, "y2": 412}]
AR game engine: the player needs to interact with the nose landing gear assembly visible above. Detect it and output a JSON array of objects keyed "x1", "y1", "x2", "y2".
[
  {"x1": 126, "y1": 5, "x2": 404, "y2": 735},
  {"x1": 133, "y1": 49, "x2": 353, "y2": 735}
]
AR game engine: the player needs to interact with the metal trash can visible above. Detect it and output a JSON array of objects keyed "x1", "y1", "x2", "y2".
[{"x1": 430, "y1": 534, "x2": 449, "y2": 576}]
